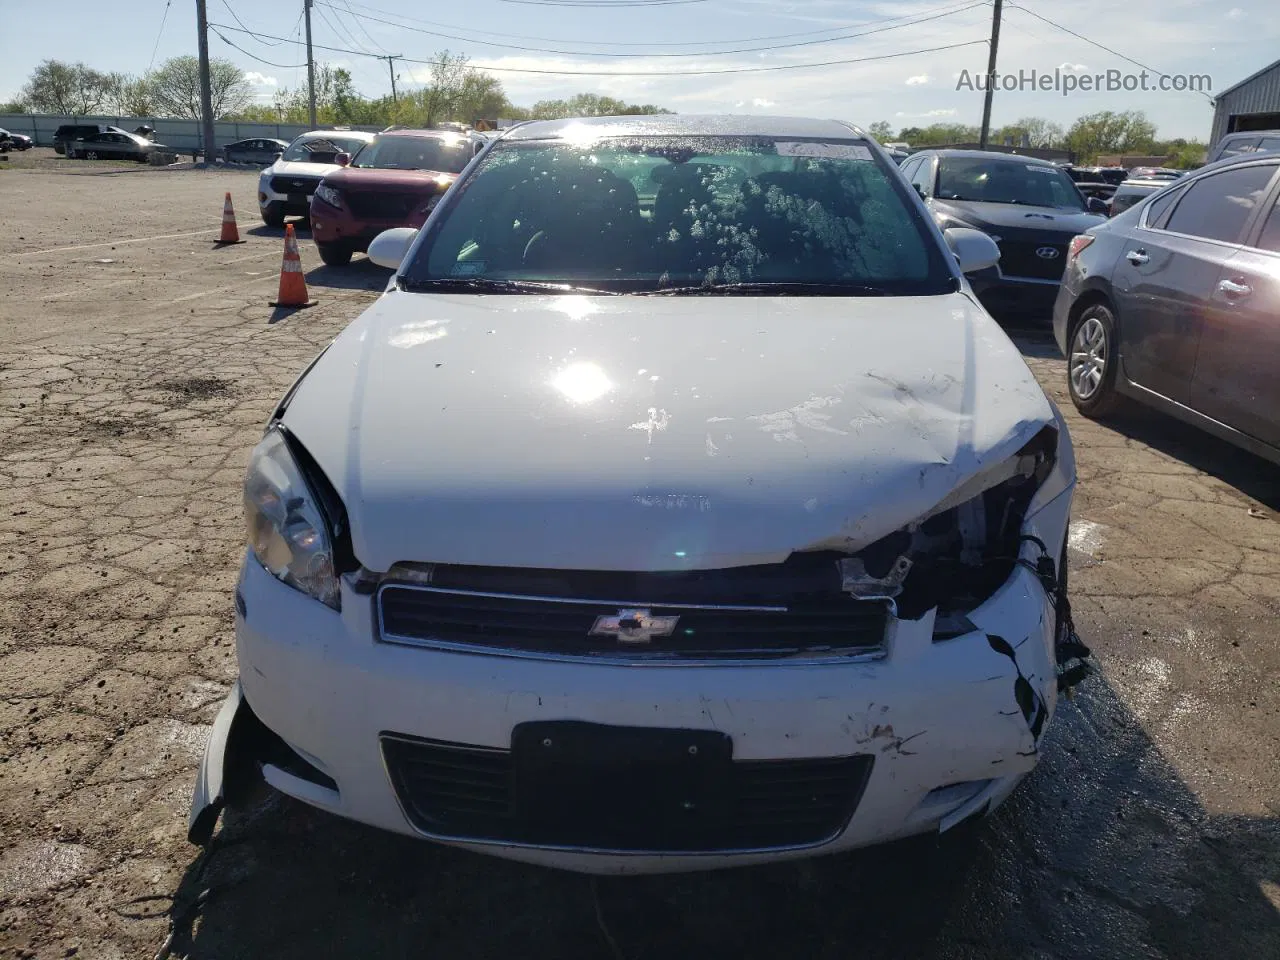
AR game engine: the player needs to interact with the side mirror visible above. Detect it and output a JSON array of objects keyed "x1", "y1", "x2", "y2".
[
  {"x1": 367, "y1": 227, "x2": 419, "y2": 270},
  {"x1": 944, "y1": 227, "x2": 1000, "y2": 274},
  {"x1": 1086, "y1": 196, "x2": 1108, "y2": 214},
  {"x1": 335, "y1": 152, "x2": 351, "y2": 167}
]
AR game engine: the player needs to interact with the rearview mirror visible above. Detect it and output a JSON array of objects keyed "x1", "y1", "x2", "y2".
[
  {"x1": 367, "y1": 227, "x2": 419, "y2": 270},
  {"x1": 335, "y1": 152, "x2": 351, "y2": 167},
  {"x1": 1086, "y1": 196, "x2": 1108, "y2": 214},
  {"x1": 944, "y1": 227, "x2": 1000, "y2": 274}
]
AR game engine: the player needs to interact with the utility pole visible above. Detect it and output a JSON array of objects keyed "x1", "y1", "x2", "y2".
[
  {"x1": 304, "y1": 0, "x2": 317, "y2": 127},
  {"x1": 978, "y1": 0, "x2": 1002, "y2": 150},
  {"x1": 378, "y1": 55, "x2": 403, "y2": 103},
  {"x1": 195, "y1": 0, "x2": 216, "y2": 162}
]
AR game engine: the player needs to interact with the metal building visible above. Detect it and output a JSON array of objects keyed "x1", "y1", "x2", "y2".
[{"x1": 1210, "y1": 58, "x2": 1280, "y2": 146}]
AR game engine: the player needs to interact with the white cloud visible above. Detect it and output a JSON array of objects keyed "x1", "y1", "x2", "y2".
[
  {"x1": 752, "y1": 97, "x2": 775, "y2": 108},
  {"x1": 1058, "y1": 62, "x2": 1089, "y2": 74},
  {"x1": 244, "y1": 72, "x2": 278, "y2": 87},
  {"x1": 906, "y1": 74, "x2": 930, "y2": 86},
  {"x1": 1226, "y1": 7, "x2": 1245, "y2": 17},
  {"x1": 894, "y1": 108, "x2": 959, "y2": 118}
]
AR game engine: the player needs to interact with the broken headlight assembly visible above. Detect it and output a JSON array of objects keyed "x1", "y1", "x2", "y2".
[
  {"x1": 841, "y1": 426, "x2": 1060, "y2": 631},
  {"x1": 243, "y1": 427, "x2": 351, "y2": 610}
]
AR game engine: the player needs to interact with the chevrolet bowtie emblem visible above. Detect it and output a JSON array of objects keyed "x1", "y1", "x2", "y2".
[{"x1": 589, "y1": 608, "x2": 680, "y2": 644}]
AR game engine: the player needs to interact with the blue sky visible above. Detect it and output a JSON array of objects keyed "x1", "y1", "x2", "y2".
[{"x1": 1, "y1": 0, "x2": 1276, "y2": 140}]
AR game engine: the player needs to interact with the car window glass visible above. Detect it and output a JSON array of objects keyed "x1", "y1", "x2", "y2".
[
  {"x1": 415, "y1": 136, "x2": 952, "y2": 295},
  {"x1": 898, "y1": 157, "x2": 919, "y2": 180},
  {"x1": 1144, "y1": 184, "x2": 1186, "y2": 227},
  {"x1": 1218, "y1": 137, "x2": 1260, "y2": 159},
  {"x1": 1164, "y1": 164, "x2": 1277, "y2": 242},
  {"x1": 1253, "y1": 198, "x2": 1280, "y2": 252},
  {"x1": 909, "y1": 158, "x2": 932, "y2": 194},
  {"x1": 353, "y1": 135, "x2": 472, "y2": 173},
  {"x1": 281, "y1": 135, "x2": 369, "y2": 163},
  {"x1": 935, "y1": 157, "x2": 1084, "y2": 210},
  {"x1": 1259, "y1": 137, "x2": 1280, "y2": 152}
]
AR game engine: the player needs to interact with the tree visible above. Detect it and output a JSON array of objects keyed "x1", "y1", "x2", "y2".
[
  {"x1": 0, "y1": 98, "x2": 27, "y2": 113},
  {"x1": 454, "y1": 72, "x2": 509, "y2": 125},
  {"x1": 414, "y1": 51, "x2": 472, "y2": 128},
  {"x1": 21, "y1": 60, "x2": 113, "y2": 115},
  {"x1": 1064, "y1": 110, "x2": 1157, "y2": 163},
  {"x1": 867, "y1": 121, "x2": 893, "y2": 143},
  {"x1": 897, "y1": 123, "x2": 980, "y2": 146},
  {"x1": 110, "y1": 75, "x2": 155, "y2": 117},
  {"x1": 997, "y1": 116, "x2": 1064, "y2": 148},
  {"x1": 148, "y1": 56, "x2": 251, "y2": 120},
  {"x1": 528, "y1": 93, "x2": 673, "y2": 120}
]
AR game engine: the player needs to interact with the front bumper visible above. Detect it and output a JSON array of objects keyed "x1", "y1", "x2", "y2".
[
  {"x1": 193, "y1": 488, "x2": 1073, "y2": 873},
  {"x1": 309, "y1": 197, "x2": 430, "y2": 250},
  {"x1": 967, "y1": 267, "x2": 1061, "y2": 318},
  {"x1": 259, "y1": 175, "x2": 317, "y2": 217}
]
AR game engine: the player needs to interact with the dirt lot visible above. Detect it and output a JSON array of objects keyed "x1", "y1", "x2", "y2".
[{"x1": 0, "y1": 166, "x2": 1277, "y2": 960}]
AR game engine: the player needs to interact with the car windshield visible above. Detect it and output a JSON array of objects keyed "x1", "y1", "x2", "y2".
[
  {"x1": 351, "y1": 135, "x2": 472, "y2": 173},
  {"x1": 405, "y1": 135, "x2": 954, "y2": 296},
  {"x1": 282, "y1": 135, "x2": 369, "y2": 163},
  {"x1": 936, "y1": 157, "x2": 1086, "y2": 210}
]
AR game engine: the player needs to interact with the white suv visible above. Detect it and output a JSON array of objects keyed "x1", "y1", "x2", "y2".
[{"x1": 257, "y1": 130, "x2": 374, "y2": 226}]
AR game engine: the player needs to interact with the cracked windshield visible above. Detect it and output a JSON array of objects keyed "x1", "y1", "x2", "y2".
[{"x1": 415, "y1": 137, "x2": 949, "y2": 292}]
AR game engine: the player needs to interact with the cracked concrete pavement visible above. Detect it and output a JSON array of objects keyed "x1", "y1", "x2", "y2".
[{"x1": 0, "y1": 168, "x2": 1277, "y2": 959}]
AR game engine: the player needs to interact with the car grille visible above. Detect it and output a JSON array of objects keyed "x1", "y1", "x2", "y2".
[
  {"x1": 381, "y1": 732, "x2": 874, "y2": 852},
  {"x1": 376, "y1": 557, "x2": 889, "y2": 661},
  {"x1": 345, "y1": 191, "x2": 428, "y2": 220},
  {"x1": 270, "y1": 175, "x2": 320, "y2": 195},
  {"x1": 998, "y1": 241, "x2": 1067, "y2": 281}
]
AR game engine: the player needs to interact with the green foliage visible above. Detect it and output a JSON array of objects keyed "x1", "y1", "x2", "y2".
[
  {"x1": 896, "y1": 123, "x2": 981, "y2": 146},
  {"x1": 1064, "y1": 110, "x2": 1157, "y2": 164},
  {"x1": 0, "y1": 99, "x2": 28, "y2": 114},
  {"x1": 867, "y1": 121, "x2": 893, "y2": 143},
  {"x1": 527, "y1": 93, "x2": 673, "y2": 120},
  {"x1": 21, "y1": 60, "x2": 114, "y2": 115}
]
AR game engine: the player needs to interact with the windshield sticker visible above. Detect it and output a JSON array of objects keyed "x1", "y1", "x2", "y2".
[
  {"x1": 1027, "y1": 165, "x2": 1057, "y2": 173},
  {"x1": 451, "y1": 260, "x2": 487, "y2": 276},
  {"x1": 775, "y1": 142, "x2": 873, "y2": 161}
]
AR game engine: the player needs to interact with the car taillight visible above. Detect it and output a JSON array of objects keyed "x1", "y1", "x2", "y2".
[{"x1": 1067, "y1": 235, "x2": 1095, "y2": 261}]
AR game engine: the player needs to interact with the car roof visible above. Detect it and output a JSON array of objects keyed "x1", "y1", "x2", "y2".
[
  {"x1": 501, "y1": 115, "x2": 864, "y2": 141},
  {"x1": 914, "y1": 149, "x2": 1059, "y2": 166},
  {"x1": 374, "y1": 128, "x2": 472, "y2": 140}
]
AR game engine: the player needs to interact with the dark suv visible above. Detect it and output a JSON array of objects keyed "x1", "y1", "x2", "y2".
[{"x1": 53, "y1": 124, "x2": 120, "y2": 155}]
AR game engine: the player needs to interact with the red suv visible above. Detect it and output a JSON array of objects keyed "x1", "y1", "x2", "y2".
[{"x1": 310, "y1": 130, "x2": 483, "y2": 266}]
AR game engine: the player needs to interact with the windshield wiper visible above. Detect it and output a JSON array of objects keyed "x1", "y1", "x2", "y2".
[
  {"x1": 645, "y1": 281, "x2": 889, "y2": 296},
  {"x1": 403, "y1": 277, "x2": 620, "y2": 295}
]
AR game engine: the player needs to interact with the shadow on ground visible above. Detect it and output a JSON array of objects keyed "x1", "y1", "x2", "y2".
[
  {"x1": 305, "y1": 258, "x2": 393, "y2": 292},
  {"x1": 160, "y1": 674, "x2": 1280, "y2": 960},
  {"x1": 1100, "y1": 405, "x2": 1280, "y2": 512}
]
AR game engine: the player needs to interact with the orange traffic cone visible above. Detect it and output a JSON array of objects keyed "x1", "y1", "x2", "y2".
[
  {"x1": 214, "y1": 192, "x2": 245, "y2": 245},
  {"x1": 269, "y1": 225, "x2": 316, "y2": 309}
]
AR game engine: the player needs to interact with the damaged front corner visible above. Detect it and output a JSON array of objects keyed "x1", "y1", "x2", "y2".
[
  {"x1": 839, "y1": 554, "x2": 912, "y2": 602},
  {"x1": 188, "y1": 680, "x2": 249, "y2": 846}
]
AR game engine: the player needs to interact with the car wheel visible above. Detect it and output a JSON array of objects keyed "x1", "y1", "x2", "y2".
[
  {"x1": 261, "y1": 203, "x2": 286, "y2": 228},
  {"x1": 85, "y1": 150, "x2": 98, "y2": 160},
  {"x1": 1067, "y1": 302, "x2": 1124, "y2": 418},
  {"x1": 317, "y1": 242, "x2": 353, "y2": 267}
]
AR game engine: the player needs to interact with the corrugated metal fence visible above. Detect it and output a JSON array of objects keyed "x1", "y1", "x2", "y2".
[{"x1": 0, "y1": 113, "x2": 383, "y2": 153}]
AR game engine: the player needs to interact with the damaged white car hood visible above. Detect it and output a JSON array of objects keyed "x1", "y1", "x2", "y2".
[
  {"x1": 263, "y1": 159, "x2": 342, "y2": 180},
  {"x1": 283, "y1": 291, "x2": 1055, "y2": 573}
]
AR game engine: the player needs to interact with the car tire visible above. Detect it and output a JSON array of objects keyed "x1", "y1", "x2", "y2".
[
  {"x1": 261, "y1": 203, "x2": 286, "y2": 228},
  {"x1": 1067, "y1": 301, "x2": 1125, "y2": 418},
  {"x1": 85, "y1": 150, "x2": 98, "y2": 160},
  {"x1": 317, "y1": 242, "x2": 353, "y2": 266}
]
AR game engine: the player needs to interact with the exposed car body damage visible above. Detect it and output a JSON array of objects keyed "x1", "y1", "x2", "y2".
[{"x1": 279, "y1": 290, "x2": 1055, "y2": 574}]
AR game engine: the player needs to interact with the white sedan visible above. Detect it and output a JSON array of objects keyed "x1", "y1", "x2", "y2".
[{"x1": 191, "y1": 114, "x2": 1085, "y2": 874}]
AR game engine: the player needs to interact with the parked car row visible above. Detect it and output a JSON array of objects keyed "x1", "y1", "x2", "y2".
[{"x1": 0, "y1": 127, "x2": 34, "y2": 152}]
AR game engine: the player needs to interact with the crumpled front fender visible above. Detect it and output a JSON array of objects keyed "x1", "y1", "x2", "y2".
[{"x1": 188, "y1": 679, "x2": 249, "y2": 845}]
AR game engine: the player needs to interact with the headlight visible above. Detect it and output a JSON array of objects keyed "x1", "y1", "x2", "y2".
[
  {"x1": 244, "y1": 428, "x2": 340, "y2": 608},
  {"x1": 841, "y1": 426, "x2": 1059, "y2": 626},
  {"x1": 314, "y1": 183, "x2": 343, "y2": 209}
]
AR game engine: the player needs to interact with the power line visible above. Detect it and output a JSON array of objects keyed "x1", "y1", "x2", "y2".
[
  {"x1": 210, "y1": 27, "x2": 310, "y2": 68},
  {"x1": 218, "y1": 0, "x2": 290, "y2": 46},
  {"x1": 209, "y1": 22, "x2": 989, "y2": 76},
  {"x1": 1004, "y1": 4, "x2": 1214, "y2": 102},
  {"x1": 339, "y1": 0, "x2": 984, "y2": 48},
  {"x1": 337, "y1": 0, "x2": 390, "y2": 53},
  {"x1": 147, "y1": 0, "x2": 173, "y2": 71},
  {"x1": 321, "y1": 0, "x2": 989, "y2": 58},
  {"x1": 314, "y1": 1, "x2": 375, "y2": 54}
]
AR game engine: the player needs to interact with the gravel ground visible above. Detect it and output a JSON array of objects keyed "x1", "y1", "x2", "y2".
[{"x1": 0, "y1": 167, "x2": 1277, "y2": 960}]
